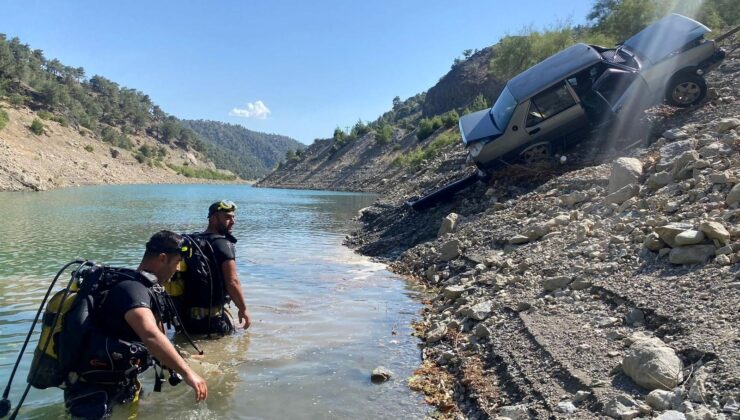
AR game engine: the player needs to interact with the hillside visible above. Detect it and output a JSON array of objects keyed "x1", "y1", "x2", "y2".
[
  {"x1": 0, "y1": 104, "x2": 224, "y2": 191},
  {"x1": 180, "y1": 119, "x2": 304, "y2": 180}
]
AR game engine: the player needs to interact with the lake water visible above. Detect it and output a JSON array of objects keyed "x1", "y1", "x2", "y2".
[{"x1": 0, "y1": 184, "x2": 428, "y2": 419}]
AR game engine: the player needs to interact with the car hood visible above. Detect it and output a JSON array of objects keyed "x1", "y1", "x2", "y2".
[
  {"x1": 459, "y1": 109, "x2": 502, "y2": 145},
  {"x1": 623, "y1": 13, "x2": 710, "y2": 67}
]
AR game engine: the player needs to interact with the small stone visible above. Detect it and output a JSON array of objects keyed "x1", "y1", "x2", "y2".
[
  {"x1": 370, "y1": 367, "x2": 393, "y2": 383},
  {"x1": 655, "y1": 410, "x2": 686, "y2": 420},
  {"x1": 473, "y1": 323, "x2": 491, "y2": 339},
  {"x1": 426, "y1": 325, "x2": 447, "y2": 343},
  {"x1": 439, "y1": 239, "x2": 462, "y2": 261},
  {"x1": 644, "y1": 232, "x2": 666, "y2": 251},
  {"x1": 647, "y1": 389, "x2": 679, "y2": 410},
  {"x1": 570, "y1": 277, "x2": 592, "y2": 290},
  {"x1": 625, "y1": 308, "x2": 645, "y2": 325},
  {"x1": 541, "y1": 276, "x2": 572, "y2": 292},
  {"x1": 443, "y1": 285, "x2": 466, "y2": 300},
  {"x1": 604, "y1": 394, "x2": 651, "y2": 419},
  {"x1": 509, "y1": 234, "x2": 530, "y2": 245},
  {"x1": 647, "y1": 171, "x2": 674, "y2": 188},
  {"x1": 727, "y1": 183, "x2": 740, "y2": 206},
  {"x1": 574, "y1": 390, "x2": 591, "y2": 403},
  {"x1": 605, "y1": 183, "x2": 639, "y2": 205},
  {"x1": 685, "y1": 406, "x2": 716, "y2": 420},
  {"x1": 560, "y1": 191, "x2": 589, "y2": 207},
  {"x1": 715, "y1": 254, "x2": 731, "y2": 265},
  {"x1": 499, "y1": 404, "x2": 528, "y2": 420},
  {"x1": 556, "y1": 401, "x2": 577, "y2": 414}
]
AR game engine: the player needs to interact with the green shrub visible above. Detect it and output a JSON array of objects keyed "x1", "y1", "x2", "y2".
[
  {"x1": 109, "y1": 148, "x2": 120, "y2": 159},
  {"x1": 8, "y1": 94, "x2": 25, "y2": 107},
  {"x1": 101, "y1": 126, "x2": 133, "y2": 150},
  {"x1": 395, "y1": 131, "x2": 460, "y2": 169},
  {"x1": 30, "y1": 118, "x2": 44, "y2": 135},
  {"x1": 375, "y1": 123, "x2": 394, "y2": 145},
  {"x1": 416, "y1": 116, "x2": 443, "y2": 141},
  {"x1": 84, "y1": 144, "x2": 94, "y2": 152},
  {"x1": 0, "y1": 109, "x2": 8, "y2": 130},
  {"x1": 166, "y1": 164, "x2": 237, "y2": 181},
  {"x1": 442, "y1": 110, "x2": 459, "y2": 128},
  {"x1": 37, "y1": 110, "x2": 53, "y2": 120}
]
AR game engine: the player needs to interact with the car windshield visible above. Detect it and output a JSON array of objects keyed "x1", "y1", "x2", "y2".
[{"x1": 489, "y1": 87, "x2": 517, "y2": 130}]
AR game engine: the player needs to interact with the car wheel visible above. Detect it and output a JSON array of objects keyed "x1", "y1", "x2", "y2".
[
  {"x1": 520, "y1": 142, "x2": 551, "y2": 165},
  {"x1": 666, "y1": 73, "x2": 706, "y2": 107}
]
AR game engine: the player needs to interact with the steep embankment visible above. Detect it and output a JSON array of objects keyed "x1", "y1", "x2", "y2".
[
  {"x1": 347, "y1": 52, "x2": 740, "y2": 418},
  {"x1": 257, "y1": 47, "x2": 500, "y2": 192},
  {"x1": 0, "y1": 105, "x2": 221, "y2": 191}
]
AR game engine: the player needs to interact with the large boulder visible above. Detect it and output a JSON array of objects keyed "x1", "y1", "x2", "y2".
[
  {"x1": 699, "y1": 221, "x2": 730, "y2": 246},
  {"x1": 669, "y1": 245, "x2": 715, "y2": 265},
  {"x1": 655, "y1": 223, "x2": 694, "y2": 248},
  {"x1": 608, "y1": 158, "x2": 643, "y2": 193},
  {"x1": 439, "y1": 239, "x2": 461, "y2": 261},
  {"x1": 622, "y1": 335, "x2": 683, "y2": 390}
]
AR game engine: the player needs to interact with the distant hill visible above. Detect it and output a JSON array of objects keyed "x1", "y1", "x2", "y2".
[{"x1": 180, "y1": 119, "x2": 305, "y2": 180}]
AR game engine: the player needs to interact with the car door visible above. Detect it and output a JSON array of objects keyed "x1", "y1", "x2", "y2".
[{"x1": 522, "y1": 81, "x2": 587, "y2": 147}]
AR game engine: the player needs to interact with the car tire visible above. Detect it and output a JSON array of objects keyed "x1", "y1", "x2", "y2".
[
  {"x1": 666, "y1": 73, "x2": 707, "y2": 107},
  {"x1": 520, "y1": 142, "x2": 552, "y2": 165}
]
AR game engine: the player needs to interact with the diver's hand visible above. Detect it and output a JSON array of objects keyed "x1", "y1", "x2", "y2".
[
  {"x1": 238, "y1": 308, "x2": 251, "y2": 329},
  {"x1": 184, "y1": 371, "x2": 208, "y2": 401}
]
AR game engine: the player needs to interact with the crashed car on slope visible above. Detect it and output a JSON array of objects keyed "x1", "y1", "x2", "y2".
[
  {"x1": 460, "y1": 13, "x2": 725, "y2": 171},
  {"x1": 408, "y1": 14, "x2": 726, "y2": 211}
]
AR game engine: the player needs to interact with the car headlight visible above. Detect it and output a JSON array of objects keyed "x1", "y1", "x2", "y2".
[{"x1": 467, "y1": 140, "x2": 485, "y2": 158}]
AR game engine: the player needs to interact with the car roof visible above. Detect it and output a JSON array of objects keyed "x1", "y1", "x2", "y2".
[{"x1": 507, "y1": 43, "x2": 603, "y2": 102}]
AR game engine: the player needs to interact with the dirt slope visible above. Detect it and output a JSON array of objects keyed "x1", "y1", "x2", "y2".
[{"x1": 0, "y1": 104, "x2": 227, "y2": 192}]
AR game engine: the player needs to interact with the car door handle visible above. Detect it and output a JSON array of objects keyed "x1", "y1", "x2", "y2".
[{"x1": 528, "y1": 127, "x2": 541, "y2": 135}]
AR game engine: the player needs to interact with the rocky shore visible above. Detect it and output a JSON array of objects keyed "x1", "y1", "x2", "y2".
[{"x1": 347, "y1": 56, "x2": 740, "y2": 418}]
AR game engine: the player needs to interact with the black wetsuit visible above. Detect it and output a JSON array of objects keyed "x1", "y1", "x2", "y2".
[
  {"x1": 64, "y1": 271, "x2": 158, "y2": 420},
  {"x1": 180, "y1": 232, "x2": 237, "y2": 336}
]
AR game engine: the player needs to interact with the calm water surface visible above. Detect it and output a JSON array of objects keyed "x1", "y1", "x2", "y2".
[{"x1": 0, "y1": 184, "x2": 428, "y2": 419}]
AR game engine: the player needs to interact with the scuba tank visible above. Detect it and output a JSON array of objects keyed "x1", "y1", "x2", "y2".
[
  {"x1": 1, "y1": 260, "x2": 92, "y2": 419},
  {"x1": 1, "y1": 261, "x2": 204, "y2": 420}
]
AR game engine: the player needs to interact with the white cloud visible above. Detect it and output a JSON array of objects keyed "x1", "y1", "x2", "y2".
[{"x1": 229, "y1": 100, "x2": 271, "y2": 119}]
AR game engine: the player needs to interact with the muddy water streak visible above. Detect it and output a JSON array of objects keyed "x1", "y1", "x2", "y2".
[{"x1": 0, "y1": 185, "x2": 428, "y2": 419}]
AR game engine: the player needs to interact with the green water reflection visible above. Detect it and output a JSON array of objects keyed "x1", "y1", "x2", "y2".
[{"x1": 0, "y1": 184, "x2": 427, "y2": 419}]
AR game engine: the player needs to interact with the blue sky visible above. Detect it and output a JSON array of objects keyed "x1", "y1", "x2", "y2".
[{"x1": 2, "y1": 1, "x2": 594, "y2": 144}]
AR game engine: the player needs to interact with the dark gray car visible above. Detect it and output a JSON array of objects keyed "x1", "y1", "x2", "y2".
[{"x1": 459, "y1": 14, "x2": 725, "y2": 170}]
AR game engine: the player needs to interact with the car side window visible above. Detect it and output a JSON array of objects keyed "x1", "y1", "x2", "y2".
[{"x1": 526, "y1": 82, "x2": 577, "y2": 127}]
